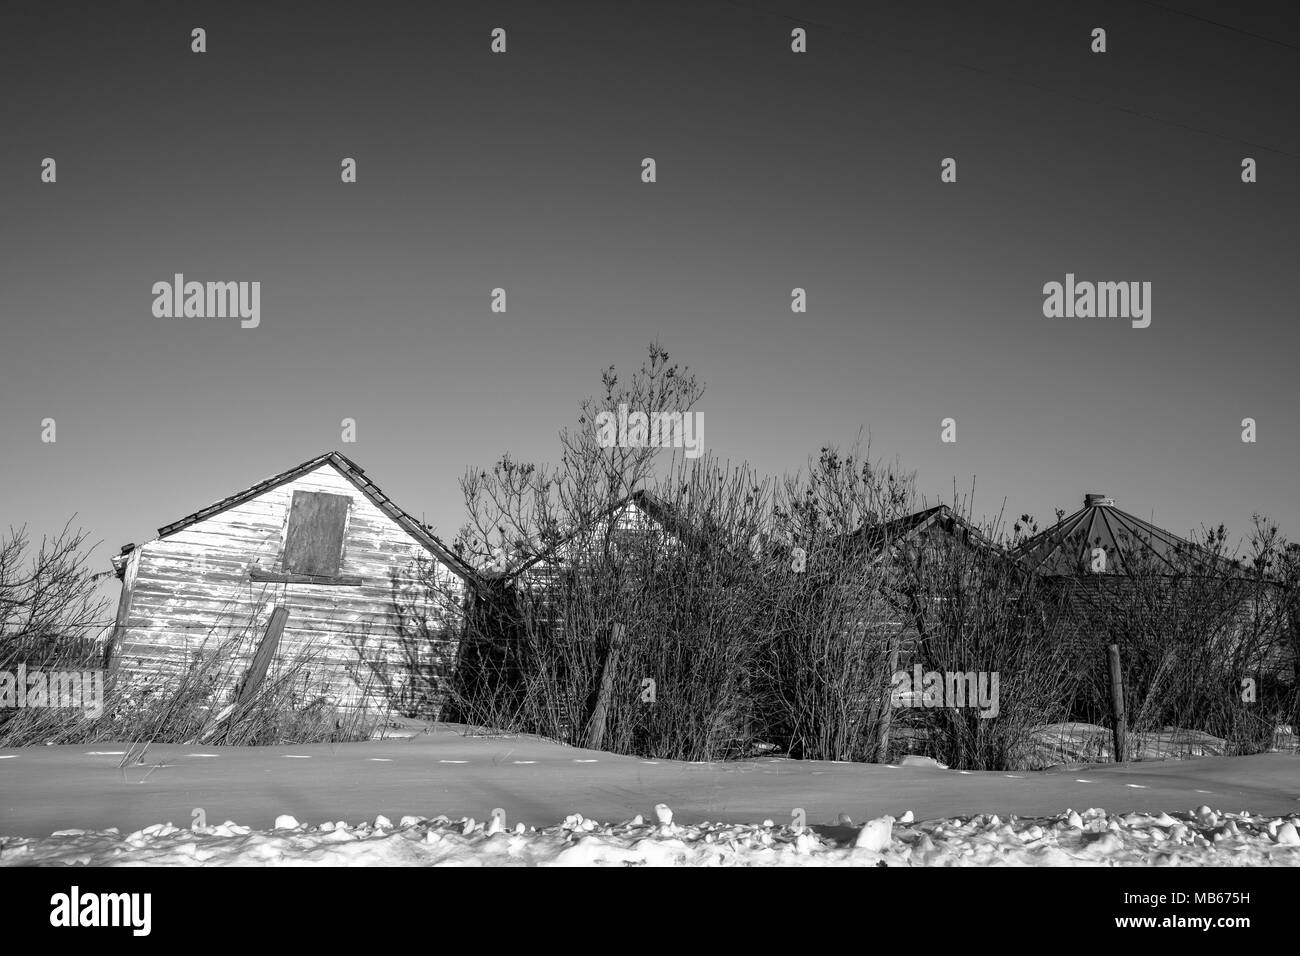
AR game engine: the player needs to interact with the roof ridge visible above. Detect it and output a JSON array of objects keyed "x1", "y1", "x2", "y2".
[
  {"x1": 154, "y1": 452, "x2": 479, "y2": 583},
  {"x1": 1011, "y1": 498, "x2": 1236, "y2": 576}
]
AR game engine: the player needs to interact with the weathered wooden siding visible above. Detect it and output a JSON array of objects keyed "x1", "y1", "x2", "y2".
[
  {"x1": 113, "y1": 463, "x2": 465, "y2": 718},
  {"x1": 108, "y1": 546, "x2": 141, "y2": 664}
]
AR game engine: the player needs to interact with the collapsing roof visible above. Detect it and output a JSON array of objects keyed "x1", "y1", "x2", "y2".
[
  {"x1": 496, "y1": 489, "x2": 693, "y2": 581},
  {"x1": 846, "y1": 504, "x2": 995, "y2": 556},
  {"x1": 136, "y1": 464, "x2": 1242, "y2": 588},
  {"x1": 503, "y1": 497, "x2": 996, "y2": 583}
]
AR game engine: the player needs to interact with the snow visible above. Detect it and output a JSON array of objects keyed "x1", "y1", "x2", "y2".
[
  {"x1": 3, "y1": 804, "x2": 1300, "y2": 867},
  {"x1": 2, "y1": 726, "x2": 1299, "y2": 866},
  {"x1": 853, "y1": 815, "x2": 893, "y2": 851}
]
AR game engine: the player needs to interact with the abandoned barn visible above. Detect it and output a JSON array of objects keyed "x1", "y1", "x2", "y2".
[
  {"x1": 107, "y1": 451, "x2": 479, "y2": 721},
  {"x1": 106, "y1": 450, "x2": 1285, "y2": 746}
]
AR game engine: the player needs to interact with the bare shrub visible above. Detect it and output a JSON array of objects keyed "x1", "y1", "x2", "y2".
[
  {"x1": 884, "y1": 504, "x2": 1079, "y2": 770},
  {"x1": 1058, "y1": 518, "x2": 1297, "y2": 755},
  {"x1": 749, "y1": 446, "x2": 916, "y2": 762}
]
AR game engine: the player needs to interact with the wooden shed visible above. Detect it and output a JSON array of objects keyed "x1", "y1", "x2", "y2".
[{"x1": 107, "y1": 451, "x2": 479, "y2": 722}]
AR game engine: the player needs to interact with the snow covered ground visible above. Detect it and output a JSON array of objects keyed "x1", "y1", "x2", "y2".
[
  {"x1": 3, "y1": 803, "x2": 1300, "y2": 866},
  {"x1": 2, "y1": 726, "x2": 1299, "y2": 865}
]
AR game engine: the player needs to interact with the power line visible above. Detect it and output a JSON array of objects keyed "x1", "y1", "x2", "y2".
[
  {"x1": 1135, "y1": 0, "x2": 1300, "y2": 55},
  {"x1": 720, "y1": 0, "x2": 1300, "y2": 160}
]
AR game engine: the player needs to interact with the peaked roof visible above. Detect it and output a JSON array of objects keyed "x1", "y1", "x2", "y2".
[
  {"x1": 1011, "y1": 493, "x2": 1237, "y2": 577},
  {"x1": 497, "y1": 489, "x2": 685, "y2": 581},
  {"x1": 152, "y1": 451, "x2": 478, "y2": 581},
  {"x1": 848, "y1": 504, "x2": 995, "y2": 555},
  {"x1": 504, "y1": 498, "x2": 997, "y2": 581}
]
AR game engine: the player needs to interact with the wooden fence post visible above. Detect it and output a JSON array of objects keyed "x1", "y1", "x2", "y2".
[
  {"x1": 1107, "y1": 643, "x2": 1127, "y2": 762},
  {"x1": 585, "y1": 622, "x2": 625, "y2": 751},
  {"x1": 875, "y1": 638, "x2": 900, "y2": 762}
]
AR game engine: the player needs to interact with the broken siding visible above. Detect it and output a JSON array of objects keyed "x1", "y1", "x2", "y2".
[{"x1": 115, "y1": 463, "x2": 465, "y2": 717}]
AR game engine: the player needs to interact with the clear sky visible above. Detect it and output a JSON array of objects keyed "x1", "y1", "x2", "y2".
[{"x1": 1, "y1": 1, "x2": 1296, "y2": 583}]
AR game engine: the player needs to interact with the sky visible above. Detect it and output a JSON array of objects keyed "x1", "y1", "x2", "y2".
[{"x1": 1, "y1": 0, "x2": 1297, "y2": 584}]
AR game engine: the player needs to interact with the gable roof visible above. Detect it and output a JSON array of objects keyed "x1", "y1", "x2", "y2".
[
  {"x1": 495, "y1": 489, "x2": 686, "y2": 581},
  {"x1": 153, "y1": 451, "x2": 479, "y2": 582},
  {"x1": 1010, "y1": 493, "x2": 1239, "y2": 577},
  {"x1": 502, "y1": 498, "x2": 1000, "y2": 582},
  {"x1": 847, "y1": 504, "x2": 996, "y2": 556}
]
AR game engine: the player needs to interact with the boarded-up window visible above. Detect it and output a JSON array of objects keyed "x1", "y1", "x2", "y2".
[{"x1": 282, "y1": 491, "x2": 351, "y2": 576}]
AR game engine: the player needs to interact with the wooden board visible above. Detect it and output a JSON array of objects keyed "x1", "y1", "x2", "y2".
[
  {"x1": 282, "y1": 491, "x2": 351, "y2": 576},
  {"x1": 238, "y1": 605, "x2": 290, "y2": 706}
]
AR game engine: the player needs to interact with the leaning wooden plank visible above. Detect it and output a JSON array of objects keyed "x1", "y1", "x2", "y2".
[
  {"x1": 584, "y1": 623, "x2": 626, "y2": 751},
  {"x1": 236, "y1": 606, "x2": 290, "y2": 709}
]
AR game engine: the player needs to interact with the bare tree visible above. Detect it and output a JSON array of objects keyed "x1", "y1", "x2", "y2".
[{"x1": 0, "y1": 520, "x2": 109, "y2": 663}]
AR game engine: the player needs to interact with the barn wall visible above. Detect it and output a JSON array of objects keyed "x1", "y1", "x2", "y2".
[
  {"x1": 107, "y1": 546, "x2": 141, "y2": 668},
  {"x1": 114, "y1": 463, "x2": 465, "y2": 718}
]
